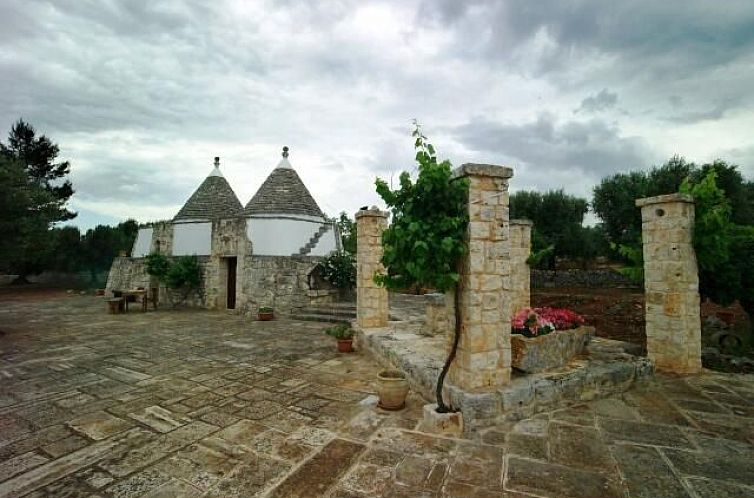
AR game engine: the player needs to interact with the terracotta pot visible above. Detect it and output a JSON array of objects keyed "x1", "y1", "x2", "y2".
[
  {"x1": 337, "y1": 339, "x2": 354, "y2": 353},
  {"x1": 376, "y1": 370, "x2": 409, "y2": 410},
  {"x1": 258, "y1": 312, "x2": 274, "y2": 321}
]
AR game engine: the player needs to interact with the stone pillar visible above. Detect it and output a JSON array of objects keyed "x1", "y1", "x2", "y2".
[
  {"x1": 449, "y1": 163, "x2": 513, "y2": 391},
  {"x1": 636, "y1": 193, "x2": 701, "y2": 374},
  {"x1": 510, "y1": 219, "x2": 532, "y2": 314},
  {"x1": 356, "y1": 207, "x2": 389, "y2": 328}
]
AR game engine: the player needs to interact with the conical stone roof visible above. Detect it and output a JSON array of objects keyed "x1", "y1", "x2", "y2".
[
  {"x1": 173, "y1": 158, "x2": 244, "y2": 222},
  {"x1": 244, "y1": 147, "x2": 325, "y2": 218}
]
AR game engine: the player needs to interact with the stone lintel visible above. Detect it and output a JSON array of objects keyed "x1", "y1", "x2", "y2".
[
  {"x1": 510, "y1": 219, "x2": 533, "y2": 226},
  {"x1": 355, "y1": 207, "x2": 388, "y2": 219},
  {"x1": 636, "y1": 193, "x2": 693, "y2": 208},
  {"x1": 452, "y1": 163, "x2": 514, "y2": 180}
]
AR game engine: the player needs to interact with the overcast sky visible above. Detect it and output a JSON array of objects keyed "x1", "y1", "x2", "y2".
[{"x1": 2, "y1": 0, "x2": 753, "y2": 230}]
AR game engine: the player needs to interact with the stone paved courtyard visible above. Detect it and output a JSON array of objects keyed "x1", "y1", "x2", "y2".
[{"x1": 1, "y1": 292, "x2": 753, "y2": 498}]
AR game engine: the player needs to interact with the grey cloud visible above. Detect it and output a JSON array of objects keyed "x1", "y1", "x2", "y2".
[
  {"x1": 452, "y1": 114, "x2": 655, "y2": 189},
  {"x1": 664, "y1": 97, "x2": 742, "y2": 124},
  {"x1": 575, "y1": 89, "x2": 618, "y2": 114},
  {"x1": 72, "y1": 159, "x2": 194, "y2": 208},
  {"x1": 424, "y1": 0, "x2": 754, "y2": 70}
]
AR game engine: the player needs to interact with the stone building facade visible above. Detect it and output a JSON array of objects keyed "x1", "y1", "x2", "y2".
[{"x1": 106, "y1": 151, "x2": 341, "y2": 315}]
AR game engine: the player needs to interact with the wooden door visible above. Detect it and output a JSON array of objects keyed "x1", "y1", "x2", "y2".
[{"x1": 226, "y1": 257, "x2": 237, "y2": 309}]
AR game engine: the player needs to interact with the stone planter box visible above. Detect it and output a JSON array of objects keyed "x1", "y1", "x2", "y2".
[{"x1": 511, "y1": 326, "x2": 595, "y2": 373}]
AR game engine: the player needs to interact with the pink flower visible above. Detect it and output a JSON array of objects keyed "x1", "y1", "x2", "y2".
[{"x1": 511, "y1": 307, "x2": 585, "y2": 336}]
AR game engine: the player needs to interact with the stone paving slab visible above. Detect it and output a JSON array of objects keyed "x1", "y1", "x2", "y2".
[{"x1": 1, "y1": 294, "x2": 753, "y2": 497}]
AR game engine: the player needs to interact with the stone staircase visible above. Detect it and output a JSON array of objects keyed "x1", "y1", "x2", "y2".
[
  {"x1": 297, "y1": 224, "x2": 331, "y2": 256},
  {"x1": 291, "y1": 302, "x2": 357, "y2": 323}
]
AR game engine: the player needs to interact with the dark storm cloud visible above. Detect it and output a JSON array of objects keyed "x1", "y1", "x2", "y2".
[
  {"x1": 575, "y1": 89, "x2": 618, "y2": 114},
  {"x1": 452, "y1": 114, "x2": 654, "y2": 187},
  {"x1": 421, "y1": 0, "x2": 754, "y2": 120},
  {"x1": 423, "y1": 0, "x2": 754, "y2": 71}
]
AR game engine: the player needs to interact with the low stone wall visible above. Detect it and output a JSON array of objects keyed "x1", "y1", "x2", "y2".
[
  {"x1": 356, "y1": 319, "x2": 653, "y2": 433},
  {"x1": 532, "y1": 269, "x2": 636, "y2": 289}
]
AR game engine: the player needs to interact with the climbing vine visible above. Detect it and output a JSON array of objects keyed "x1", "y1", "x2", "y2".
[
  {"x1": 375, "y1": 122, "x2": 468, "y2": 412},
  {"x1": 375, "y1": 123, "x2": 468, "y2": 292}
]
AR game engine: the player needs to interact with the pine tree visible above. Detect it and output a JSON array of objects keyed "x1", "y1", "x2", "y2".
[{"x1": 1, "y1": 119, "x2": 76, "y2": 222}]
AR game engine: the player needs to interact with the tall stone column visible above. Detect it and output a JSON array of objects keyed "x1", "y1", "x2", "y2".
[
  {"x1": 510, "y1": 219, "x2": 532, "y2": 314},
  {"x1": 449, "y1": 163, "x2": 513, "y2": 391},
  {"x1": 356, "y1": 207, "x2": 389, "y2": 328},
  {"x1": 636, "y1": 193, "x2": 701, "y2": 374}
]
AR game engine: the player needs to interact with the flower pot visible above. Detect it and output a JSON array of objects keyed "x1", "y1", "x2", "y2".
[
  {"x1": 258, "y1": 312, "x2": 274, "y2": 321},
  {"x1": 337, "y1": 339, "x2": 354, "y2": 353},
  {"x1": 511, "y1": 326, "x2": 594, "y2": 373},
  {"x1": 376, "y1": 370, "x2": 409, "y2": 410}
]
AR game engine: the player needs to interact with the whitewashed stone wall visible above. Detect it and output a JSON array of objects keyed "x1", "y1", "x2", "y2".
[
  {"x1": 356, "y1": 208, "x2": 389, "y2": 328},
  {"x1": 449, "y1": 163, "x2": 513, "y2": 391},
  {"x1": 636, "y1": 193, "x2": 702, "y2": 374},
  {"x1": 510, "y1": 219, "x2": 532, "y2": 314}
]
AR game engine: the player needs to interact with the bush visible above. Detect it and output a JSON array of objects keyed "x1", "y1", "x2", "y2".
[
  {"x1": 145, "y1": 253, "x2": 202, "y2": 307},
  {"x1": 321, "y1": 251, "x2": 356, "y2": 290}
]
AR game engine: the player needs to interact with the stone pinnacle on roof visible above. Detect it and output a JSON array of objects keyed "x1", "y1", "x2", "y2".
[
  {"x1": 244, "y1": 146, "x2": 325, "y2": 218},
  {"x1": 173, "y1": 156, "x2": 244, "y2": 222}
]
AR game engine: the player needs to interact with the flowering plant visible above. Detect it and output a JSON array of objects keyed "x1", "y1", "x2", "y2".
[{"x1": 512, "y1": 307, "x2": 585, "y2": 338}]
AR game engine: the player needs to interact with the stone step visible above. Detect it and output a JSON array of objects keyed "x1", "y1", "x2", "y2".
[
  {"x1": 289, "y1": 313, "x2": 352, "y2": 323},
  {"x1": 305, "y1": 304, "x2": 356, "y2": 312},
  {"x1": 300, "y1": 308, "x2": 357, "y2": 318}
]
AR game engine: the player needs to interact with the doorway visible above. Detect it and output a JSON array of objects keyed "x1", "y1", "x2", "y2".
[{"x1": 225, "y1": 257, "x2": 237, "y2": 309}]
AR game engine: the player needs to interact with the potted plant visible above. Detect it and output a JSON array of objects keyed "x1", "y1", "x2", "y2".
[
  {"x1": 376, "y1": 370, "x2": 409, "y2": 410},
  {"x1": 325, "y1": 324, "x2": 354, "y2": 352},
  {"x1": 258, "y1": 306, "x2": 274, "y2": 321},
  {"x1": 511, "y1": 307, "x2": 594, "y2": 373}
]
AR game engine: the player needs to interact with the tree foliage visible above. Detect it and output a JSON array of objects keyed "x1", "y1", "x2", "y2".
[
  {"x1": 0, "y1": 120, "x2": 76, "y2": 279},
  {"x1": 510, "y1": 190, "x2": 606, "y2": 267},
  {"x1": 375, "y1": 124, "x2": 468, "y2": 292},
  {"x1": 336, "y1": 212, "x2": 357, "y2": 254},
  {"x1": 0, "y1": 155, "x2": 58, "y2": 276},
  {"x1": 593, "y1": 156, "x2": 753, "y2": 248},
  {"x1": 1, "y1": 119, "x2": 75, "y2": 222},
  {"x1": 679, "y1": 172, "x2": 754, "y2": 322}
]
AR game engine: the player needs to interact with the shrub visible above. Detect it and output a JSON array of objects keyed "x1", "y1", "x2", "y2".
[
  {"x1": 144, "y1": 253, "x2": 202, "y2": 307},
  {"x1": 321, "y1": 251, "x2": 356, "y2": 290}
]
